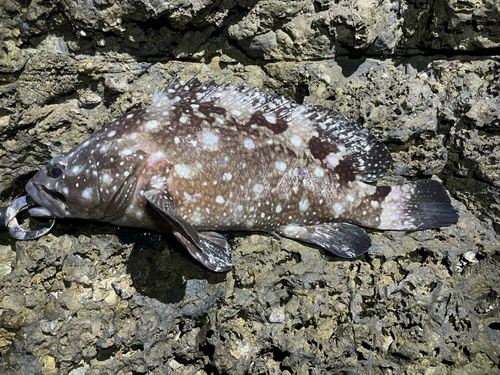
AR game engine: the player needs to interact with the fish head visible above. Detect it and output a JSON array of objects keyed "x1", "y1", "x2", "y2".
[
  {"x1": 26, "y1": 150, "x2": 102, "y2": 220},
  {"x1": 26, "y1": 137, "x2": 149, "y2": 221}
]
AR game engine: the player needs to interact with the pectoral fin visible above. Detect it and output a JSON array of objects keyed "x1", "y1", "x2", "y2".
[
  {"x1": 279, "y1": 222, "x2": 372, "y2": 258},
  {"x1": 144, "y1": 189, "x2": 232, "y2": 272}
]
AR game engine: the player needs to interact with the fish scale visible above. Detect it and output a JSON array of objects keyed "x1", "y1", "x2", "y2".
[{"x1": 26, "y1": 77, "x2": 458, "y2": 272}]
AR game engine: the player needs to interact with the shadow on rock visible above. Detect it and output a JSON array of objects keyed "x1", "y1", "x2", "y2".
[{"x1": 119, "y1": 227, "x2": 227, "y2": 305}]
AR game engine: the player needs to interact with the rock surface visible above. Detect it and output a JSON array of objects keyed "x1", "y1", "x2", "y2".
[{"x1": 0, "y1": 0, "x2": 499, "y2": 374}]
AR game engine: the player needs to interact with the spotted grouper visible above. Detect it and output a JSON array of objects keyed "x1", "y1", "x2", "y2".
[{"x1": 26, "y1": 77, "x2": 458, "y2": 271}]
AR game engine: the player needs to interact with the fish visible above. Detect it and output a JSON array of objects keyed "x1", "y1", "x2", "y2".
[{"x1": 25, "y1": 77, "x2": 458, "y2": 272}]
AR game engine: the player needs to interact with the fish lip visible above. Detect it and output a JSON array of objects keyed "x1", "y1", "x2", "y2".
[{"x1": 25, "y1": 180, "x2": 66, "y2": 218}]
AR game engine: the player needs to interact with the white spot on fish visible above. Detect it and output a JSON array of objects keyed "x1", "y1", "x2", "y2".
[
  {"x1": 214, "y1": 115, "x2": 225, "y2": 125},
  {"x1": 333, "y1": 202, "x2": 344, "y2": 218},
  {"x1": 325, "y1": 145, "x2": 348, "y2": 168},
  {"x1": 123, "y1": 171, "x2": 130, "y2": 177},
  {"x1": 313, "y1": 166, "x2": 325, "y2": 177},
  {"x1": 244, "y1": 138, "x2": 255, "y2": 149},
  {"x1": 82, "y1": 187, "x2": 93, "y2": 200},
  {"x1": 216, "y1": 195, "x2": 225, "y2": 204},
  {"x1": 274, "y1": 161, "x2": 287, "y2": 172},
  {"x1": 174, "y1": 136, "x2": 180, "y2": 144},
  {"x1": 174, "y1": 164, "x2": 193, "y2": 179},
  {"x1": 299, "y1": 198, "x2": 309, "y2": 211},
  {"x1": 371, "y1": 200, "x2": 379, "y2": 208},
  {"x1": 183, "y1": 192, "x2": 199, "y2": 202},
  {"x1": 290, "y1": 134, "x2": 303, "y2": 149},
  {"x1": 102, "y1": 173, "x2": 113, "y2": 185},
  {"x1": 252, "y1": 184, "x2": 264, "y2": 194},
  {"x1": 153, "y1": 151, "x2": 165, "y2": 159},
  {"x1": 276, "y1": 204, "x2": 282, "y2": 213},
  {"x1": 189, "y1": 211, "x2": 203, "y2": 225},
  {"x1": 107, "y1": 130, "x2": 116, "y2": 137},
  {"x1": 264, "y1": 113, "x2": 277, "y2": 124},
  {"x1": 201, "y1": 131, "x2": 219, "y2": 150},
  {"x1": 223, "y1": 172, "x2": 232, "y2": 181},
  {"x1": 281, "y1": 224, "x2": 308, "y2": 238},
  {"x1": 145, "y1": 120, "x2": 160, "y2": 130},
  {"x1": 71, "y1": 165, "x2": 83, "y2": 175}
]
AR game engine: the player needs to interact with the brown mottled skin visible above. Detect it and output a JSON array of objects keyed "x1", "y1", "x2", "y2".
[{"x1": 26, "y1": 78, "x2": 458, "y2": 271}]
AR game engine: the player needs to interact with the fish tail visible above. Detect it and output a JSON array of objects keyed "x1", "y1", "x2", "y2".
[{"x1": 377, "y1": 180, "x2": 458, "y2": 230}]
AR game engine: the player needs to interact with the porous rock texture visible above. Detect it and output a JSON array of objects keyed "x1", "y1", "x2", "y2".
[{"x1": 1, "y1": 0, "x2": 500, "y2": 374}]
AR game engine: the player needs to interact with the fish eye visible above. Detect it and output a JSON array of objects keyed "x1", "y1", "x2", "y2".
[{"x1": 48, "y1": 164, "x2": 64, "y2": 178}]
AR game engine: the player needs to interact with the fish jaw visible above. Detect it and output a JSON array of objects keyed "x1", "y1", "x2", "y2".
[{"x1": 25, "y1": 179, "x2": 68, "y2": 218}]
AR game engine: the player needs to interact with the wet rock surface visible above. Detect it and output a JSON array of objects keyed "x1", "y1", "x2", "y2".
[{"x1": 1, "y1": 0, "x2": 500, "y2": 374}]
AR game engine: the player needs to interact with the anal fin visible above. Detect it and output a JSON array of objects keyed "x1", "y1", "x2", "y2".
[
  {"x1": 144, "y1": 189, "x2": 232, "y2": 272},
  {"x1": 279, "y1": 222, "x2": 372, "y2": 258}
]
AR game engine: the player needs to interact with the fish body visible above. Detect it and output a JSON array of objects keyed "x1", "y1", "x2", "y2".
[{"x1": 26, "y1": 78, "x2": 458, "y2": 271}]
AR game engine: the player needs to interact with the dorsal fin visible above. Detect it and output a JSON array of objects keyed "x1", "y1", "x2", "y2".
[
  {"x1": 153, "y1": 77, "x2": 392, "y2": 181},
  {"x1": 153, "y1": 77, "x2": 295, "y2": 111}
]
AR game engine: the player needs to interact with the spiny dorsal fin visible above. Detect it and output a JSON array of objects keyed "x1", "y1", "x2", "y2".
[
  {"x1": 153, "y1": 77, "x2": 294, "y2": 110},
  {"x1": 153, "y1": 77, "x2": 392, "y2": 181}
]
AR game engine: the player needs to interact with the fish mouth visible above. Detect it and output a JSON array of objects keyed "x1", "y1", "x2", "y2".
[{"x1": 25, "y1": 180, "x2": 68, "y2": 218}]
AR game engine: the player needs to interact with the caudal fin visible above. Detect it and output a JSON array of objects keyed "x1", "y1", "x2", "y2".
[{"x1": 378, "y1": 180, "x2": 458, "y2": 230}]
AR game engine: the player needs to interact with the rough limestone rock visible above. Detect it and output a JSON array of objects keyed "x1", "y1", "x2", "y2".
[{"x1": 1, "y1": 0, "x2": 499, "y2": 374}]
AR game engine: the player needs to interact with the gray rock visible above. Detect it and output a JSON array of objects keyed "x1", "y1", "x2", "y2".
[{"x1": 0, "y1": 0, "x2": 499, "y2": 373}]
